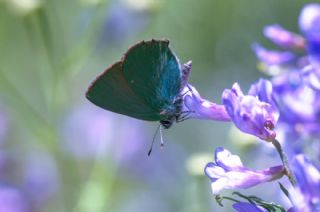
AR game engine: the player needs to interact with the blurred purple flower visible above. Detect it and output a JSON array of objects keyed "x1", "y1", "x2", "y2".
[
  {"x1": 0, "y1": 149, "x2": 59, "y2": 212},
  {"x1": 252, "y1": 3, "x2": 320, "y2": 142},
  {"x1": 233, "y1": 202, "x2": 267, "y2": 212},
  {"x1": 183, "y1": 84, "x2": 230, "y2": 121},
  {"x1": 301, "y1": 65, "x2": 320, "y2": 90},
  {"x1": 299, "y1": 3, "x2": 320, "y2": 69},
  {"x1": 252, "y1": 43, "x2": 295, "y2": 65},
  {"x1": 253, "y1": 3, "x2": 320, "y2": 72},
  {"x1": 264, "y1": 24, "x2": 305, "y2": 49},
  {"x1": 299, "y1": 4, "x2": 320, "y2": 37},
  {"x1": 272, "y1": 69, "x2": 320, "y2": 137},
  {"x1": 62, "y1": 103, "x2": 145, "y2": 160},
  {"x1": 204, "y1": 147, "x2": 285, "y2": 194},
  {"x1": 62, "y1": 104, "x2": 115, "y2": 158},
  {"x1": 0, "y1": 152, "x2": 11, "y2": 180},
  {"x1": 222, "y1": 80, "x2": 279, "y2": 141},
  {"x1": 0, "y1": 186, "x2": 27, "y2": 212},
  {"x1": 112, "y1": 118, "x2": 148, "y2": 163},
  {"x1": 23, "y1": 152, "x2": 59, "y2": 205},
  {"x1": 77, "y1": 1, "x2": 152, "y2": 49},
  {"x1": 248, "y1": 5, "x2": 320, "y2": 211},
  {"x1": 289, "y1": 154, "x2": 320, "y2": 212},
  {"x1": 252, "y1": 6, "x2": 319, "y2": 72},
  {"x1": 100, "y1": 1, "x2": 151, "y2": 45}
]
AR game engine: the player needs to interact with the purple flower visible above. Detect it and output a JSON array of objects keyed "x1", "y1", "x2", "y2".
[
  {"x1": 0, "y1": 187, "x2": 27, "y2": 212},
  {"x1": 233, "y1": 202, "x2": 267, "y2": 212},
  {"x1": 253, "y1": 4, "x2": 320, "y2": 72},
  {"x1": 272, "y1": 69, "x2": 320, "y2": 137},
  {"x1": 204, "y1": 147, "x2": 285, "y2": 194},
  {"x1": 301, "y1": 65, "x2": 320, "y2": 90},
  {"x1": 183, "y1": 81, "x2": 280, "y2": 142},
  {"x1": 248, "y1": 79, "x2": 277, "y2": 107},
  {"x1": 23, "y1": 152, "x2": 59, "y2": 204},
  {"x1": 249, "y1": 6, "x2": 320, "y2": 211},
  {"x1": 252, "y1": 4, "x2": 320, "y2": 141},
  {"x1": 183, "y1": 84, "x2": 230, "y2": 121},
  {"x1": 289, "y1": 154, "x2": 320, "y2": 212},
  {"x1": 100, "y1": 1, "x2": 151, "y2": 46},
  {"x1": 299, "y1": 4, "x2": 320, "y2": 40},
  {"x1": 62, "y1": 104, "x2": 114, "y2": 158},
  {"x1": 222, "y1": 80, "x2": 279, "y2": 141},
  {"x1": 299, "y1": 3, "x2": 320, "y2": 68},
  {"x1": 264, "y1": 24, "x2": 305, "y2": 49},
  {"x1": 252, "y1": 43, "x2": 295, "y2": 65},
  {"x1": 61, "y1": 103, "x2": 145, "y2": 160}
]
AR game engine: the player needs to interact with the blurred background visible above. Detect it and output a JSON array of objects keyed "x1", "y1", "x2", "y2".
[{"x1": 0, "y1": 0, "x2": 315, "y2": 211}]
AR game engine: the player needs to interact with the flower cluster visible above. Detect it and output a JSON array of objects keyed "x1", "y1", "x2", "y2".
[
  {"x1": 252, "y1": 5, "x2": 320, "y2": 143},
  {"x1": 183, "y1": 3, "x2": 320, "y2": 211},
  {"x1": 289, "y1": 154, "x2": 320, "y2": 212}
]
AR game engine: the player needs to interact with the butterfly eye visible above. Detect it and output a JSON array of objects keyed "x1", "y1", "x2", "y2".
[{"x1": 160, "y1": 120, "x2": 173, "y2": 129}]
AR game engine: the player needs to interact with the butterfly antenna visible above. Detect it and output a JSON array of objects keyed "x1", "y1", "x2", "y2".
[
  {"x1": 160, "y1": 125, "x2": 164, "y2": 149},
  {"x1": 148, "y1": 124, "x2": 161, "y2": 156}
]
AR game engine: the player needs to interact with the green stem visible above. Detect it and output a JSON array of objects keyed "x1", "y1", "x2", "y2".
[
  {"x1": 271, "y1": 139, "x2": 296, "y2": 186},
  {"x1": 215, "y1": 195, "x2": 240, "y2": 207}
]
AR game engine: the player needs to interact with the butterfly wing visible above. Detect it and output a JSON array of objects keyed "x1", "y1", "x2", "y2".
[
  {"x1": 122, "y1": 40, "x2": 182, "y2": 118},
  {"x1": 86, "y1": 62, "x2": 162, "y2": 121}
]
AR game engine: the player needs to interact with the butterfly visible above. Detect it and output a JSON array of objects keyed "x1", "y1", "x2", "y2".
[{"x1": 86, "y1": 39, "x2": 192, "y2": 129}]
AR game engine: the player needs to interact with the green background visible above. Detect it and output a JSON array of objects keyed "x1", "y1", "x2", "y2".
[{"x1": 0, "y1": 0, "x2": 314, "y2": 211}]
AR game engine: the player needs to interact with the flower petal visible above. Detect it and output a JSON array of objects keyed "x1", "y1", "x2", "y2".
[
  {"x1": 252, "y1": 43, "x2": 295, "y2": 65},
  {"x1": 204, "y1": 162, "x2": 226, "y2": 181},
  {"x1": 183, "y1": 84, "x2": 230, "y2": 121},
  {"x1": 205, "y1": 148, "x2": 285, "y2": 195},
  {"x1": 299, "y1": 3, "x2": 320, "y2": 67},
  {"x1": 264, "y1": 24, "x2": 305, "y2": 49},
  {"x1": 233, "y1": 202, "x2": 267, "y2": 212},
  {"x1": 214, "y1": 147, "x2": 243, "y2": 170},
  {"x1": 289, "y1": 154, "x2": 320, "y2": 212},
  {"x1": 222, "y1": 81, "x2": 279, "y2": 141}
]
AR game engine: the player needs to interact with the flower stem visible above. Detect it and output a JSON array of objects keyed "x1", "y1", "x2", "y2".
[{"x1": 271, "y1": 139, "x2": 296, "y2": 186}]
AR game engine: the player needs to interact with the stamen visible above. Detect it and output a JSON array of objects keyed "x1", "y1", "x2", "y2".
[{"x1": 264, "y1": 120, "x2": 275, "y2": 130}]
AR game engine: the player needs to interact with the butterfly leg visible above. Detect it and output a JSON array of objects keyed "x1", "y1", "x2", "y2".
[{"x1": 176, "y1": 110, "x2": 195, "y2": 122}]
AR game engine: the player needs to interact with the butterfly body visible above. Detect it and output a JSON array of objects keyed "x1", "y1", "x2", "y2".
[{"x1": 86, "y1": 39, "x2": 191, "y2": 128}]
